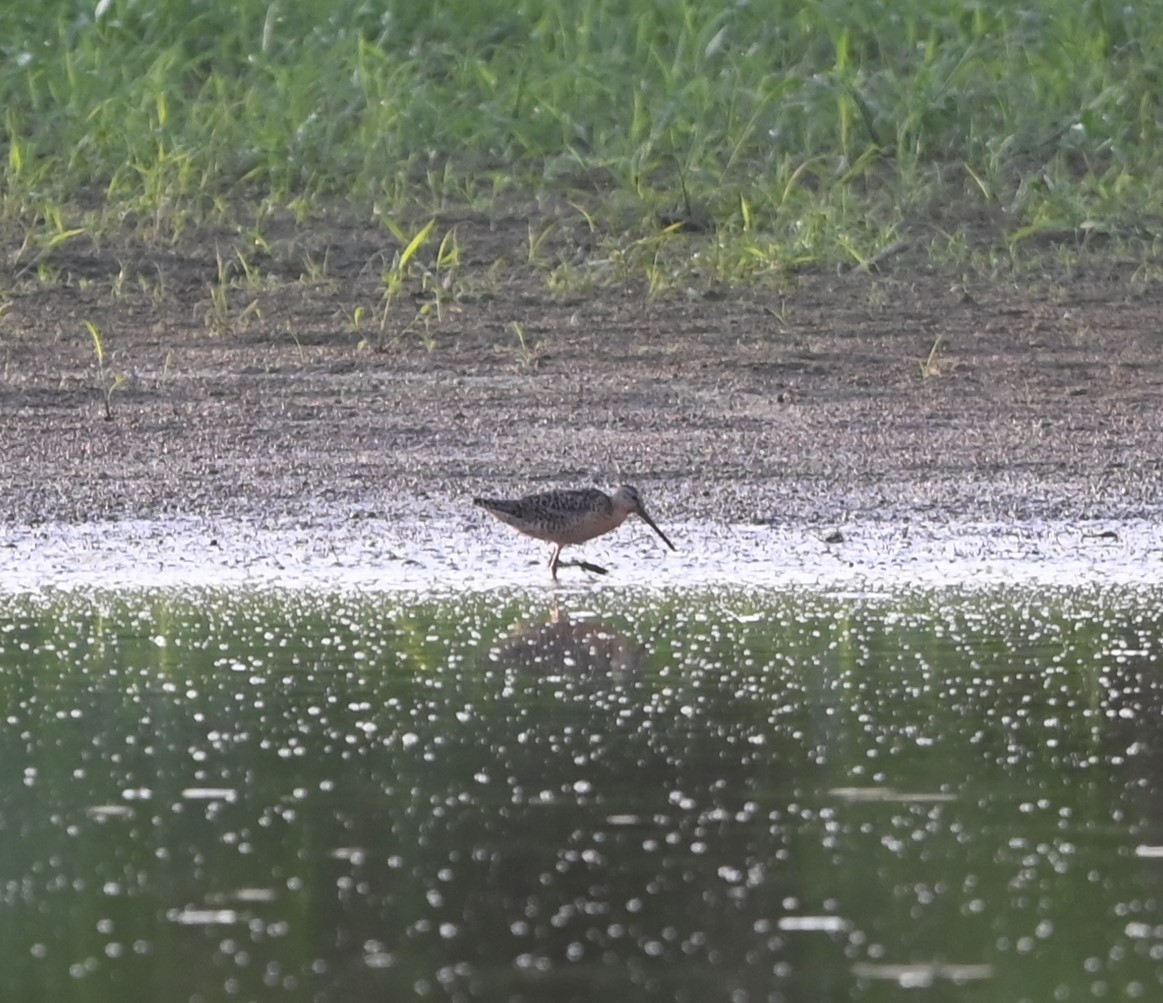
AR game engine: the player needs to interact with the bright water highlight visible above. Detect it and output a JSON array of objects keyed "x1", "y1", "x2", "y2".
[{"x1": 2, "y1": 585, "x2": 1162, "y2": 1002}]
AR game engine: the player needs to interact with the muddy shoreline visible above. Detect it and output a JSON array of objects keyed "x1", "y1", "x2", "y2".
[{"x1": 3, "y1": 218, "x2": 1162, "y2": 535}]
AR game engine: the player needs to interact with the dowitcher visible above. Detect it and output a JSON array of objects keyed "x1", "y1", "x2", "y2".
[{"x1": 473, "y1": 484, "x2": 676, "y2": 579}]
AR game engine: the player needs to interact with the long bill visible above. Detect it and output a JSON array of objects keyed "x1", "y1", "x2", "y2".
[{"x1": 639, "y1": 510, "x2": 677, "y2": 551}]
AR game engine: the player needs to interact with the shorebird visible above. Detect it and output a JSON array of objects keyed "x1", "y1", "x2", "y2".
[{"x1": 473, "y1": 484, "x2": 676, "y2": 579}]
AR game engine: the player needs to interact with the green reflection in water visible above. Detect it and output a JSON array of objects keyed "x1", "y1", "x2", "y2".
[{"x1": 1, "y1": 585, "x2": 1162, "y2": 1003}]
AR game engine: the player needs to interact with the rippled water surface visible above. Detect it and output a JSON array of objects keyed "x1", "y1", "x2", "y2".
[{"x1": 4, "y1": 585, "x2": 1163, "y2": 1002}]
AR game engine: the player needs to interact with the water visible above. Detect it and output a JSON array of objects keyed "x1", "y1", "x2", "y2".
[{"x1": 3, "y1": 585, "x2": 1163, "y2": 1002}]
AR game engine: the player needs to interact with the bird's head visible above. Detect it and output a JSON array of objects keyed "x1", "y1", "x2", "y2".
[{"x1": 612, "y1": 485, "x2": 676, "y2": 551}]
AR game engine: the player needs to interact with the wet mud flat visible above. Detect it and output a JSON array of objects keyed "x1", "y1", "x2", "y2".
[
  {"x1": 2, "y1": 222, "x2": 1162, "y2": 572},
  {"x1": 2, "y1": 511, "x2": 1159, "y2": 592}
]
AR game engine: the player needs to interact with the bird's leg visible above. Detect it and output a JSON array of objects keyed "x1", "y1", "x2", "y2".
[{"x1": 550, "y1": 541, "x2": 608, "y2": 578}]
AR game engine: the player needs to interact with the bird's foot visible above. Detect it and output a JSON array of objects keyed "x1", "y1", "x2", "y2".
[{"x1": 558, "y1": 559, "x2": 609, "y2": 576}]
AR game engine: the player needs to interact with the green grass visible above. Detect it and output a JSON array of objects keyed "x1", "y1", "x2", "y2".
[{"x1": 3, "y1": 0, "x2": 1163, "y2": 273}]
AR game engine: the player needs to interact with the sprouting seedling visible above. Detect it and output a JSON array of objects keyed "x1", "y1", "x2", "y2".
[
  {"x1": 86, "y1": 320, "x2": 126, "y2": 420},
  {"x1": 527, "y1": 221, "x2": 557, "y2": 268},
  {"x1": 300, "y1": 249, "x2": 331, "y2": 284},
  {"x1": 346, "y1": 305, "x2": 370, "y2": 335},
  {"x1": 205, "y1": 247, "x2": 231, "y2": 333},
  {"x1": 417, "y1": 226, "x2": 462, "y2": 327},
  {"x1": 87, "y1": 319, "x2": 105, "y2": 371},
  {"x1": 496, "y1": 321, "x2": 546, "y2": 370},
  {"x1": 378, "y1": 218, "x2": 436, "y2": 332},
  {"x1": 435, "y1": 227, "x2": 460, "y2": 273},
  {"x1": 233, "y1": 247, "x2": 262, "y2": 289},
  {"x1": 11, "y1": 208, "x2": 86, "y2": 278},
  {"x1": 919, "y1": 334, "x2": 946, "y2": 379},
  {"x1": 567, "y1": 200, "x2": 597, "y2": 234}
]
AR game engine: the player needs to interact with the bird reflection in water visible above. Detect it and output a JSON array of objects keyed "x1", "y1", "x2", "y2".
[{"x1": 487, "y1": 600, "x2": 641, "y2": 677}]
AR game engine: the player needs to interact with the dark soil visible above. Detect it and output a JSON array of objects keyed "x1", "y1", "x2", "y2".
[{"x1": 3, "y1": 211, "x2": 1162, "y2": 530}]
